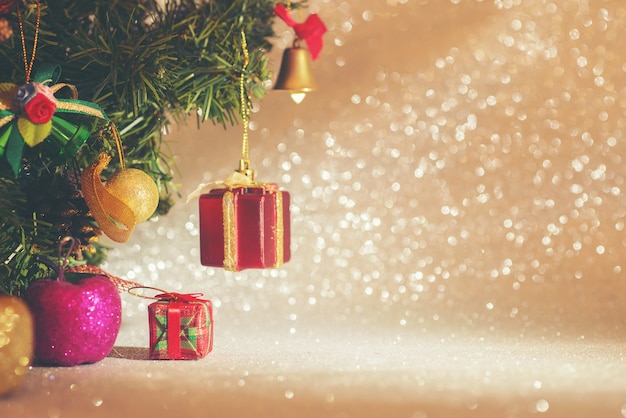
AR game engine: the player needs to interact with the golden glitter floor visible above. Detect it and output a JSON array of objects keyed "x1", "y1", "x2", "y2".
[{"x1": 3, "y1": 324, "x2": 626, "y2": 418}]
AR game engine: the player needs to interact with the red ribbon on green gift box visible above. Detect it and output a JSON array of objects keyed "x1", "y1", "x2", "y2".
[
  {"x1": 166, "y1": 302, "x2": 182, "y2": 358},
  {"x1": 129, "y1": 287, "x2": 213, "y2": 360},
  {"x1": 152, "y1": 291, "x2": 211, "y2": 358},
  {"x1": 153, "y1": 292, "x2": 210, "y2": 304}
]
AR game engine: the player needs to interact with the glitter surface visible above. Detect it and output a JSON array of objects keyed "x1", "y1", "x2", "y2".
[
  {"x1": 4, "y1": 0, "x2": 626, "y2": 416},
  {"x1": 24, "y1": 277, "x2": 122, "y2": 366}
]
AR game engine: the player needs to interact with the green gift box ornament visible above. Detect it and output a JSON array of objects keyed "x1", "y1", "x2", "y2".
[{"x1": 130, "y1": 287, "x2": 214, "y2": 360}]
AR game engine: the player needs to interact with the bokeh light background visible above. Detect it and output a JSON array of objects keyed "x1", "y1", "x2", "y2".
[
  {"x1": 6, "y1": 1, "x2": 626, "y2": 417},
  {"x1": 115, "y1": 0, "x2": 626, "y2": 341}
]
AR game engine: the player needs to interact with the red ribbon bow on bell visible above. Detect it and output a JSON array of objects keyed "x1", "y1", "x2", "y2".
[{"x1": 274, "y1": 3, "x2": 327, "y2": 60}]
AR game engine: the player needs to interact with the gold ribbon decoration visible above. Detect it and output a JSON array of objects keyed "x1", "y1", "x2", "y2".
[
  {"x1": 273, "y1": 189, "x2": 285, "y2": 268},
  {"x1": 220, "y1": 187, "x2": 285, "y2": 272},
  {"x1": 222, "y1": 190, "x2": 237, "y2": 271},
  {"x1": 186, "y1": 171, "x2": 254, "y2": 202},
  {"x1": 80, "y1": 153, "x2": 137, "y2": 243},
  {"x1": 67, "y1": 264, "x2": 143, "y2": 293}
]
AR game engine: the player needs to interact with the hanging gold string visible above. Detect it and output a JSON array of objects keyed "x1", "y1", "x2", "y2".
[
  {"x1": 285, "y1": 1, "x2": 303, "y2": 23},
  {"x1": 239, "y1": 30, "x2": 251, "y2": 172},
  {"x1": 17, "y1": 0, "x2": 41, "y2": 83},
  {"x1": 110, "y1": 122, "x2": 126, "y2": 171}
]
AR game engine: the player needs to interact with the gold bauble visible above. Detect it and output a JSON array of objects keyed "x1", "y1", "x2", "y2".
[
  {"x1": 0, "y1": 296, "x2": 34, "y2": 396},
  {"x1": 105, "y1": 168, "x2": 159, "y2": 223}
]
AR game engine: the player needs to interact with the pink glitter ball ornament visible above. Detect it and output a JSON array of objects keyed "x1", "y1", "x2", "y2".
[{"x1": 24, "y1": 238, "x2": 122, "y2": 366}]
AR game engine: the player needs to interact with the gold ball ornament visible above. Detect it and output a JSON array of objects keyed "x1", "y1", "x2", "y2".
[
  {"x1": 105, "y1": 168, "x2": 159, "y2": 223},
  {"x1": 0, "y1": 296, "x2": 34, "y2": 396}
]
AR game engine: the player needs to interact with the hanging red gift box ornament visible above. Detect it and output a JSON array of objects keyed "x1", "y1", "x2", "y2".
[
  {"x1": 198, "y1": 168, "x2": 291, "y2": 271},
  {"x1": 192, "y1": 32, "x2": 291, "y2": 272}
]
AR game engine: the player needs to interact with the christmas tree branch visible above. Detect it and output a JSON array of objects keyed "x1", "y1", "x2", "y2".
[{"x1": 0, "y1": 0, "x2": 278, "y2": 295}]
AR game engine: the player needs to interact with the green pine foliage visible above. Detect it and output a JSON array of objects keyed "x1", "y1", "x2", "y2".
[{"x1": 0, "y1": 0, "x2": 278, "y2": 295}]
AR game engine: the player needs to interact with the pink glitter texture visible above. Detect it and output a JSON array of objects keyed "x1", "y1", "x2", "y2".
[{"x1": 25, "y1": 276, "x2": 122, "y2": 366}]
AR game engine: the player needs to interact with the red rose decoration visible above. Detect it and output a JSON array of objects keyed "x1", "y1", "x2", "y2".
[
  {"x1": 0, "y1": 0, "x2": 18, "y2": 14},
  {"x1": 23, "y1": 84, "x2": 58, "y2": 124}
]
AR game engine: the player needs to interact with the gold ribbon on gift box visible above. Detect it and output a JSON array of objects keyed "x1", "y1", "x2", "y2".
[
  {"x1": 222, "y1": 189, "x2": 237, "y2": 271},
  {"x1": 274, "y1": 190, "x2": 285, "y2": 268},
  {"x1": 189, "y1": 31, "x2": 286, "y2": 271},
  {"x1": 222, "y1": 184, "x2": 285, "y2": 271},
  {"x1": 189, "y1": 169, "x2": 286, "y2": 271}
]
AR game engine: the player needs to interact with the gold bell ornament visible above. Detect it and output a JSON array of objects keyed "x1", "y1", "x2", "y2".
[
  {"x1": 274, "y1": 39, "x2": 318, "y2": 104},
  {"x1": 273, "y1": 3, "x2": 327, "y2": 104}
]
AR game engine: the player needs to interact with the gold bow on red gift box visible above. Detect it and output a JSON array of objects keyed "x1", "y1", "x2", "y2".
[{"x1": 191, "y1": 170, "x2": 289, "y2": 271}]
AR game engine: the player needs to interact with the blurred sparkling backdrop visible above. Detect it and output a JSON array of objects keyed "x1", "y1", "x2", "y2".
[
  {"x1": 108, "y1": 0, "x2": 626, "y2": 343},
  {"x1": 7, "y1": 1, "x2": 626, "y2": 417}
]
